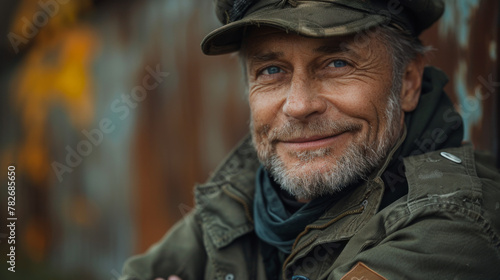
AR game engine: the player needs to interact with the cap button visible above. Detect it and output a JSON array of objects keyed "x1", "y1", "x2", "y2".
[
  {"x1": 440, "y1": 152, "x2": 462, "y2": 164},
  {"x1": 292, "y1": 276, "x2": 310, "y2": 280}
]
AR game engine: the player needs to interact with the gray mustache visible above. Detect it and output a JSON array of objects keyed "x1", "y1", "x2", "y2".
[{"x1": 263, "y1": 119, "x2": 363, "y2": 142}]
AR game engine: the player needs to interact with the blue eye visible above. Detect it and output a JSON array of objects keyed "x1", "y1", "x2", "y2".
[
  {"x1": 262, "y1": 66, "x2": 283, "y2": 75},
  {"x1": 329, "y1": 60, "x2": 348, "y2": 68}
]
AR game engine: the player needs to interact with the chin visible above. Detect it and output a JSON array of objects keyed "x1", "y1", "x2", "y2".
[
  {"x1": 284, "y1": 155, "x2": 336, "y2": 174},
  {"x1": 265, "y1": 140, "x2": 383, "y2": 199},
  {"x1": 266, "y1": 153, "x2": 348, "y2": 199}
]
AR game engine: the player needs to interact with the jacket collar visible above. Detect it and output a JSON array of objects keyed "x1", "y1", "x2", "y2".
[{"x1": 195, "y1": 136, "x2": 259, "y2": 249}]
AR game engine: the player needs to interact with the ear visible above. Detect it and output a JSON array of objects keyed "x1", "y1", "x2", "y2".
[{"x1": 400, "y1": 55, "x2": 425, "y2": 112}]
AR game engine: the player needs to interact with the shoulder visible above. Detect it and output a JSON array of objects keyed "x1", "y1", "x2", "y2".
[
  {"x1": 403, "y1": 144, "x2": 500, "y2": 199},
  {"x1": 400, "y1": 144, "x2": 500, "y2": 245},
  {"x1": 206, "y1": 135, "x2": 259, "y2": 183},
  {"x1": 120, "y1": 211, "x2": 206, "y2": 280},
  {"x1": 329, "y1": 145, "x2": 500, "y2": 279}
]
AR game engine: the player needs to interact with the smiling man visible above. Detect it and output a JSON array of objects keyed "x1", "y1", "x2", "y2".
[
  {"x1": 246, "y1": 27, "x2": 413, "y2": 201},
  {"x1": 121, "y1": 1, "x2": 500, "y2": 279}
]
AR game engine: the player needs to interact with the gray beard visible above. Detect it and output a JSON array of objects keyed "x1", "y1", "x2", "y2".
[{"x1": 251, "y1": 83, "x2": 402, "y2": 200}]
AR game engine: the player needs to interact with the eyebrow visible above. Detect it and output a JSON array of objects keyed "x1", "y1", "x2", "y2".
[
  {"x1": 246, "y1": 51, "x2": 284, "y2": 73},
  {"x1": 250, "y1": 51, "x2": 284, "y2": 63},
  {"x1": 313, "y1": 44, "x2": 362, "y2": 60},
  {"x1": 246, "y1": 41, "x2": 363, "y2": 68}
]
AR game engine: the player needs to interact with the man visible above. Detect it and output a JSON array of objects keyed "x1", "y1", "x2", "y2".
[{"x1": 121, "y1": 0, "x2": 500, "y2": 279}]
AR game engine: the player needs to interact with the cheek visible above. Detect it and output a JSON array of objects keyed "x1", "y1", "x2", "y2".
[
  {"x1": 323, "y1": 82, "x2": 384, "y2": 121},
  {"x1": 249, "y1": 93, "x2": 283, "y2": 129},
  {"x1": 321, "y1": 81, "x2": 392, "y2": 142}
]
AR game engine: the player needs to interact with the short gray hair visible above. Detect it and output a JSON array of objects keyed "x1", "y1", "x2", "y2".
[{"x1": 378, "y1": 25, "x2": 431, "y2": 93}]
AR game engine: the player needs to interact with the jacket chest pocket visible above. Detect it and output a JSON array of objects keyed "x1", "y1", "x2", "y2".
[
  {"x1": 203, "y1": 237, "x2": 261, "y2": 280},
  {"x1": 285, "y1": 242, "x2": 346, "y2": 280},
  {"x1": 203, "y1": 262, "x2": 241, "y2": 280}
]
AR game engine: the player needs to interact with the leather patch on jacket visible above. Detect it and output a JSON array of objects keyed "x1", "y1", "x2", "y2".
[{"x1": 340, "y1": 262, "x2": 387, "y2": 280}]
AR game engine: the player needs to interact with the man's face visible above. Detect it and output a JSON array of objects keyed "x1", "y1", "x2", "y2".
[{"x1": 244, "y1": 27, "x2": 408, "y2": 200}]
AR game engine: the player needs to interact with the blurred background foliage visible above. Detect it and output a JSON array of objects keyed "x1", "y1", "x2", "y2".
[{"x1": 0, "y1": 0, "x2": 498, "y2": 279}]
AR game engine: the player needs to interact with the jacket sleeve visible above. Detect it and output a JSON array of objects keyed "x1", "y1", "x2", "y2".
[
  {"x1": 120, "y1": 210, "x2": 207, "y2": 280},
  {"x1": 330, "y1": 213, "x2": 500, "y2": 279}
]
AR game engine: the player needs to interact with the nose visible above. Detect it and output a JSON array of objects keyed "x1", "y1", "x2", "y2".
[{"x1": 282, "y1": 75, "x2": 327, "y2": 120}]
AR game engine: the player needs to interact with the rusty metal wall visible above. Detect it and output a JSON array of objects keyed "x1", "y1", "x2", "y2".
[
  {"x1": 420, "y1": 0, "x2": 499, "y2": 158},
  {"x1": 1, "y1": 0, "x2": 249, "y2": 279},
  {"x1": 0, "y1": 0, "x2": 498, "y2": 279}
]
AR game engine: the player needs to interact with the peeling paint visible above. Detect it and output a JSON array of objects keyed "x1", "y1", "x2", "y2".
[
  {"x1": 453, "y1": 61, "x2": 483, "y2": 141},
  {"x1": 490, "y1": 40, "x2": 497, "y2": 60},
  {"x1": 439, "y1": 0, "x2": 479, "y2": 48}
]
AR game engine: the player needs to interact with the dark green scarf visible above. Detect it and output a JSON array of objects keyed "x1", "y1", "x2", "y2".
[{"x1": 253, "y1": 166, "x2": 339, "y2": 254}]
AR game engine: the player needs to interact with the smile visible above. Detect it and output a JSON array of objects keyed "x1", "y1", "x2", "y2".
[{"x1": 278, "y1": 132, "x2": 348, "y2": 151}]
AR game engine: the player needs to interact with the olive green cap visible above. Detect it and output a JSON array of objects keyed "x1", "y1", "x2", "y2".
[{"x1": 201, "y1": 0, "x2": 444, "y2": 55}]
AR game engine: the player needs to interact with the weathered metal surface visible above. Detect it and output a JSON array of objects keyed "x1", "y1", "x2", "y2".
[{"x1": 420, "y1": 0, "x2": 498, "y2": 158}]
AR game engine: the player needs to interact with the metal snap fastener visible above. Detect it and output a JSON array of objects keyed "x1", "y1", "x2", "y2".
[
  {"x1": 225, "y1": 273, "x2": 235, "y2": 280},
  {"x1": 292, "y1": 276, "x2": 310, "y2": 280},
  {"x1": 440, "y1": 152, "x2": 462, "y2": 164}
]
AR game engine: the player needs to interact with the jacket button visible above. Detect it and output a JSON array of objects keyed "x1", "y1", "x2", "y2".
[
  {"x1": 440, "y1": 152, "x2": 462, "y2": 164},
  {"x1": 225, "y1": 273, "x2": 235, "y2": 280},
  {"x1": 292, "y1": 276, "x2": 310, "y2": 280}
]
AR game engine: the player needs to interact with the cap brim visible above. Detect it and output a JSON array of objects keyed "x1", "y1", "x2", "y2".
[{"x1": 201, "y1": 2, "x2": 388, "y2": 55}]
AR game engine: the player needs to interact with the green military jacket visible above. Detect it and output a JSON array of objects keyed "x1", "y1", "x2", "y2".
[{"x1": 121, "y1": 135, "x2": 500, "y2": 280}]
